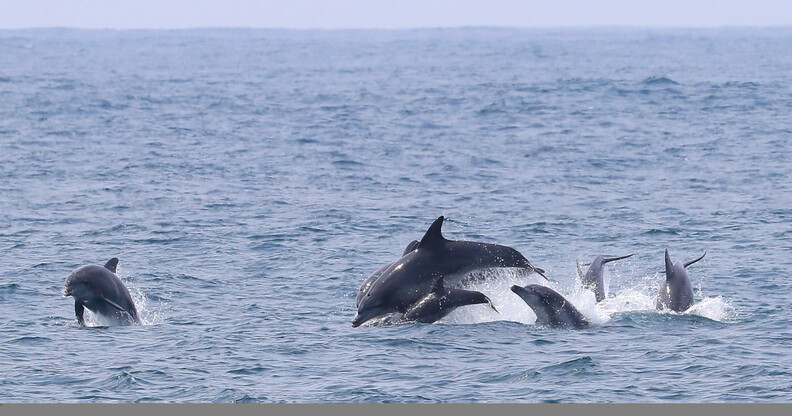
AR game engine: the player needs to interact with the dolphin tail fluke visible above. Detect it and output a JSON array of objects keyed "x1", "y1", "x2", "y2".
[
  {"x1": 602, "y1": 253, "x2": 634, "y2": 264},
  {"x1": 684, "y1": 251, "x2": 706, "y2": 268}
]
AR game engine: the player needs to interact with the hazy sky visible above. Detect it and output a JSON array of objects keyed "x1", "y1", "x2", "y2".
[{"x1": 2, "y1": 0, "x2": 792, "y2": 29}]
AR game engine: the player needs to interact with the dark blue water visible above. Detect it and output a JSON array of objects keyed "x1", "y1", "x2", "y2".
[{"x1": 1, "y1": 28, "x2": 791, "y2": 402}]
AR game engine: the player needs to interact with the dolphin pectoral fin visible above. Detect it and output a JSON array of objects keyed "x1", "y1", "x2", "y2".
[
  {"x1": 417, "y1": 216, "x2": 447, "y2": 251},
  {"x1": 104, "y1": 258, "x2": 119, "y2": 273},
  {"x1": 487, "y1": 300, "x2": 500, "y2": 314},
  {"x1": 99, "y1": 296, "x2": 139, "y2": 324},
  {"x1": 684, "y1": 252, "x2": 706, "y2": 268},
  {"x1": 445, "y1": 288, "x2": 494, "y2": 311},
  {"x1": 602, "y1": 253, "x2": 634, "y2": 264},
  {"x1": 529, "y1": 263, "x2": 549, "y2": 281},
  {"x1": 75, "y1": 302, "x2": 85, "y2": 326},
  {"x1": 99, "y1": 295, "x2": 126, "y2": 312}
]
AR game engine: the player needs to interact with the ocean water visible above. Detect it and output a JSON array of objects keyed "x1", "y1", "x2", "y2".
[{"x1": 1, "y1": 28, "x2": 791, "y2": 403}]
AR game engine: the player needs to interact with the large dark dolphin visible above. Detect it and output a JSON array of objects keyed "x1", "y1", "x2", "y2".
[
  {"x1": 356, "y1": 240, "x2": 419, "y2": 308},
  {"x1": 576, "y1": 253, "x2": 634, "y2": 302},
  {"x1": 62, "y1": 258, "x2": 140, "y2": 326},
  {"x1": 353, "y1": 216, "x2": 546, "y2": 327},
  {"x1": 510, "y1": 284, "x2": 589, "y2": 329},
  {"x1": 401, "y1": 277, "x2": 498, "y2": 323},
  {"x1": 656, "y1": 250, "x2": 706, "y2": 312}
]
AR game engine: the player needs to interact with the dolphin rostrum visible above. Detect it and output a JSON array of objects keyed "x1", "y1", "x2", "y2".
[
  {"x1": 656, "y1": 249, "x2": 706, "y2": 312},
  {"x1": 353, "y1": 216, "x2": 545, "y2": 327},
  {"x1": 63, "y1": 258, "x2": 141, "y2": 326},
  {"x1": 576, "y1": 253, "x2": 634, "y2": 302},
  {"x1": 510, "y1": 284, "x2": 589, "y2": 329}
]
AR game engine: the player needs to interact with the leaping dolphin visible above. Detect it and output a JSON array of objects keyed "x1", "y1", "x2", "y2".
[
  {"x1": 656, "y1": 249, "x2": 706, "y2": 312},
  {"x1": 576, "y1": 253, "x2": 634, "y2": 302},
  {"x1": 353, "y1": 216, "x2": 546, "y2": 327},
  {"x1": 510, "y1": 284, "x2": 589, "y2": 329},
  {"x1": 401, "y1": 277, "x2": 498, "y2": 323},
  {"x1": 63, "y1": 258, "x2": 140, "y2": 326}
]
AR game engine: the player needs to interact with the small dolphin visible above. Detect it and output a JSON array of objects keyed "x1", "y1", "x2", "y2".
[
  {"x1": 656, "y1": 249, "x2": 706, "y2": 312},
  {"x1": 356, "y1": 240, "x2": 419, "y2": 308},
  {"x1": 63, "y1": 258, "x2": 140, "y2": 326},
  {"x1": 510, "y1": 284, "x2": 589, "y2": 329},
  {"x1": 402, "y1": 277, "x2": 498, "y2": 323},
  {"x1": 353, "y1": 216, "x2": 545, "y2": 327},
  {"x1": 576, "y1": 253, "x2": 634, "y2": 302}
]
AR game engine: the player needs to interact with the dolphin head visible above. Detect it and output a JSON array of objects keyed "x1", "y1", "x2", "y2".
[
  {"x1": 351, "y1": 304, "x2": 390, "y2": 327},
  {"x1": 353, "y1": 265, "x2": 399, "y2": 327},
  {"x1": 353, "y1": 252, "x2": 432, "y2": 327},
  {"x1": 510, "y1": 284, "x2": 555, "y2": 325},
  {"x1": 510, "y1": 284, "x2": 542, "y2": 305},
  {"x1": 63, "y1": 265, "x2": 105, "y2": 302}
]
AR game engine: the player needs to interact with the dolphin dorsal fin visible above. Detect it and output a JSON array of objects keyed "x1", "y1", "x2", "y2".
[
  {"x1": 402, "y1": 240, "x2": 419, "y2": 256},
  {"x1": 430, "y1": 276, "x2": 445, "y2": 294},
  {"x1": 664, "y1": 249, "x2": 674, "y2": 279},
  {"x1": 104, "y1": 258, "x2": 119, "y2": 273},
  {"x1": 417, "y1": 216, "x2": 447, "y2": 251}
]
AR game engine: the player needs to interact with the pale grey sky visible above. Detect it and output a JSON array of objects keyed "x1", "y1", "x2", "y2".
[{"x1": 2, "y1": 0, "x2": 792, "y2": 29}]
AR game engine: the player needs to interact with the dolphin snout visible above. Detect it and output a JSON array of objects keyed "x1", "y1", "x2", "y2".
[
  {"x1": 351, "y1": 314, "x2": 365, "y2": 328},
  {"x1": 62, "y1": 287, "x2": 71, "y2": 297}
]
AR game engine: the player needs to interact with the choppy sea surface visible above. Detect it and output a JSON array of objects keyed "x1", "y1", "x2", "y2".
[{"x1": 1, "y1": 28, "x2": 791, "y2": 402}]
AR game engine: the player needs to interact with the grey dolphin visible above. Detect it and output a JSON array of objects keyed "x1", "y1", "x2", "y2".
[
  {"x1": 356, "y1": 240, "x2": 419, "y2": 308},
  {"x1": 353, "y1": 216, "x2": 546, "y2": 327},
  {"x1": 576, "y1": 253, "x2": 634, "y2": 302},
  {"x1": 510, "y1": 284, "x2": 589, "y2": 329},
  {"x1": 656, "y1": 249, "x2": 706, "y2": 312},
  {"x1": 402, "y1": 277, "x2": 499, "y2": 323},
  {"x1": 62, "y1": 258, "x2": 140, "y2": 326}
]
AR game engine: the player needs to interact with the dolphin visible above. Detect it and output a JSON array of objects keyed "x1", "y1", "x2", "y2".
[
  {"x1": 401, "y1": 277, "x2": 498, "y2": 323},
  {"x1": 656, "y1": 249, "x2": 706, "y2": 312},
  {"x1": 62, "y1": 258, "x2": 140, "y2": 326},
  {"x1": 356, "y1": 240, "x2": 419, "y2": 308},
  {"x1": 510, "y1": 284, "x2": 589, "y2": 329},
  {"x1": 576, "y1": 253, "x2": 634, "y2": 302},
  {"x1": 353, "y1": 216, "x2": 546, "y2": 327}
]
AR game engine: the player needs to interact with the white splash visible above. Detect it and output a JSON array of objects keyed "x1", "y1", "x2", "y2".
[
  {"x1": 684, "y1": 296, "x2": 736, "y2": 322},
  {"x1": 438, "y1": 266, "x2": 736, "y2": 326}
]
